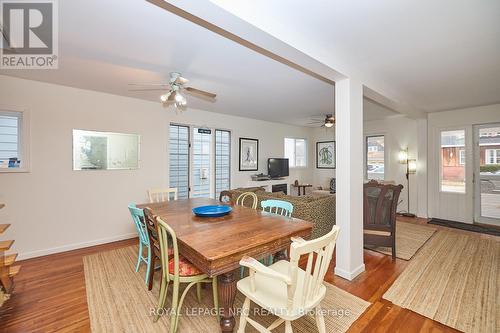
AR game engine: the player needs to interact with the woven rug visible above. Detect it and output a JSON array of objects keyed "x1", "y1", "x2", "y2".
[
  {"x1": 83, "y1": 246, "x2": 370, "y2": 333},
  {"x1": 384, "y1": 230, "x2": 500, "y2": 333},
  {"x1": 365, "y1": 221, "x2": 437, "y2": 260}
]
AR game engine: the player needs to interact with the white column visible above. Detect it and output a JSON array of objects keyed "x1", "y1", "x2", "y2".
[{"x1": 334, "y1": 78, "x2": 365, "y2": 280}]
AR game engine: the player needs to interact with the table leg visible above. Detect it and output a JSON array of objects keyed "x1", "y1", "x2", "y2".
[
  {"x1": 218, "y1": 269, "x2": 238, "y2": 332},
  {"x1": 273, "y1": 249, "x2": 288, "y2": 263}
]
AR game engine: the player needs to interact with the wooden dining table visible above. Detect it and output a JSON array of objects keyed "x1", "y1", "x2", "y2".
[{"x1": 137, "y1": 197, "x2": 313, "y2": 333}]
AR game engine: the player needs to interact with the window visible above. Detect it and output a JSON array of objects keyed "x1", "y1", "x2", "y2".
[
  {"x1": 215, "y1": 130, "x2": 231, "y2": 198},
  {"x1": 485, "y1": 149, "x2": 500, "y2": 165},
  {"x1": 459, "y1": 149, "x2": 465, "y2": 165},
  {"x1": 0, "y1": 110, "x2": 27, "y2": 170},
  {"x1": 440, "y1": 130, "x2": 465, "y2": 193},
  {"x1": 284, "y1": 138, "x2": 307, "y2": 167},
  {"x1": 169, "y1": 124, "x2": 190, "y2": 199},
  {"x1": 366, "y1": 135, "x2": 385, "y2": 180}
]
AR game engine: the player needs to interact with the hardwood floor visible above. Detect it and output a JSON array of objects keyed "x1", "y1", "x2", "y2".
[{"x1": 0, "y1": 217, "x2": 461, "y2": 332}]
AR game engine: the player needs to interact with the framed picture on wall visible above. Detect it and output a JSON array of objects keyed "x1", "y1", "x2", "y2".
[
  {"x1": 316, "y1": 141, "x2": 335, "y2": 169},
  {"x1": 239, "y1": 138, "x2": 258, "y2": 171}
]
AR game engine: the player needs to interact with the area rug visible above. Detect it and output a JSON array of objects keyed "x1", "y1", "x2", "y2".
[
  {"x1": 364, "y1": 221, "x2": 437, "y2": 260},
  {"x1": 83, "y1": 246, "x2": 370, "y2": 333},
  {"x1": 383, "y1": 230, "x2": 500, "y2": 333}
]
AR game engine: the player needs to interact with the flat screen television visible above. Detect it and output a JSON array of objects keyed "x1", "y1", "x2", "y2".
[{"x1": 268, "y1": 158, "x2": 289, "y2": 178}]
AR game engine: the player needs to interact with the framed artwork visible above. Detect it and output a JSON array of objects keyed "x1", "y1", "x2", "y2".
[
  {"x1": 316, "y1": 141, "x2": 335, "y2": 169},
  {"x1": 239, "y1": 137, "x2": 258, "y2": 171}
]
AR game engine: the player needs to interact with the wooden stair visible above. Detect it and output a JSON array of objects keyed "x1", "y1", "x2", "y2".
[{"x1": 1, "y1": 204, "x2": 20, "y2": 300}]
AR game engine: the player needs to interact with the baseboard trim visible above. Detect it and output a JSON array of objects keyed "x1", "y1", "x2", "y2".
[
  {"x1": 18, "y1": 233, "x2": 137, "y2": 260},
  {"x1": 334, "y1": 263, "x2": 366, "y2": 281}
]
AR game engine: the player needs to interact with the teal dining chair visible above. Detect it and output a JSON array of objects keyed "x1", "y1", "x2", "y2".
[
  {"x1": 241, "y1": 199, "x2": 295, "y2": 278},
  {"x1": 261, "y1": 199, "x2": 294, "y2": 217},
  {"x1": 128, "y1": 203, "x2": 152, "y2": 284}
]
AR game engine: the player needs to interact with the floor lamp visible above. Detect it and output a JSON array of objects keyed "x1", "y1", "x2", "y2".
[{"x1": 398, "y1": 148, "x2": 417, "y2": 217}]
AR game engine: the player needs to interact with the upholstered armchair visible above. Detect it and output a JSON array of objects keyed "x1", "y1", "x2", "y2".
[{"x1": 363, "y1": 180, "x2": 403, "y2": 259}]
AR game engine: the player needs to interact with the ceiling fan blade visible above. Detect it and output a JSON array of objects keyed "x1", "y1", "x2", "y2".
[
  {"x1": 128, "y1": 88, "x2": 167, "y2": 91},
  {"x1": 175, "y1": 76, "x2": 189, "y2": 85},
  {"x1": 128, "y1": 83, "x2": 170, "y2": 86},
  {"x1": 185, "y1": 87, "x2": 216, "y2": 99}
]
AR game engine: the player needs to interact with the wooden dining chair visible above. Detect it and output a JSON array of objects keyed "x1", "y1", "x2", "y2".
[
  {"x1": 153, "y1": 215, "x2": 219, "y2": 333},
  {"x1": 148, "y1": 188, "x2": 178, "y2": 203},
  {"x1": 261, "y1": 199, "x2": 294, "y2": 217},
  {"x1": 237, "y1": 226, "x2": 340, "y2": 333},
  {"x1": 143, "y1": 207, "x2": 164, "y2": 291},
  {"x1": 236, "y1": 192, "x2": 258, "y2": 209},
  {"x1": 128, "y1": 204, "x2": 152, "y2": 285},
  {"x1": 219, "y1": 190, "x2": 233, "y2": 204}
]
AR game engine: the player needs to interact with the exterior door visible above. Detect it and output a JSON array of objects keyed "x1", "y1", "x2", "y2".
[
  {"x1": 432, "y1": 127, "x2": 474, "y2": 223},
  {"x1": 473, "y1": 124, "x2": 500, "y2": 225}
]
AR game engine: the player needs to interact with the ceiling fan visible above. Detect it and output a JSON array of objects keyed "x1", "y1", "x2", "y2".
[
  {"x1": 307, "y1": 114, "x2": 335, "y2": 128},
  {"x1": 128, "y1": 72, "x2": 217, "y2": 109}
]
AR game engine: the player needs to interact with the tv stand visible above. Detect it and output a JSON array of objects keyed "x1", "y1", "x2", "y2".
[{"x1": 247, "y1": 178, "x2": 289, "y2": 194}]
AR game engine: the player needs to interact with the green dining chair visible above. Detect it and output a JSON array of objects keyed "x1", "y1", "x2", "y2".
[
  {"x1": 152, "y1": 213, "x2": 219, "y2": 333},
  {"x1": 128, "y1": 203, "x2": 152, "y2": 284}
]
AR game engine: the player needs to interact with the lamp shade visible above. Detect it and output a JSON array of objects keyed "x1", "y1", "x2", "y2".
[
  {"x1": 408, "y1": 159, "x2": 417, "y2": 174},
  {"x1": 398, "y1": 149, "x2": 408, "y2": 164}
]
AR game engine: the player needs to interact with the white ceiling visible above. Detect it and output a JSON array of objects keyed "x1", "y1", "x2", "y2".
[
  {"x1": 210, "y1": 0, "x2": 500, "y2": 112},
  {"x1": 0, "y1": 0, "x2": 335, "y2": 125}
]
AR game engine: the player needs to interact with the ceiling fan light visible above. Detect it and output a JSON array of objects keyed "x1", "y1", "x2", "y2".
[
  {"x1": 325, "y1": 122, "x2": 334, "y2": 128},
  {"x1": 175, "y1": 92, "x2": 184, "y2": 103},
  {"x1": 160, "y1": 94, "x2": 169, "y2": 102}
]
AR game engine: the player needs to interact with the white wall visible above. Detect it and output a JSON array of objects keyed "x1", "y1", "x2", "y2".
[
  {"x1": 0, "y1": 75, "x2": 314, "y2": 259},
  {"x1": 364, "y1": 116, "x2": 420, "y2": 216},
  {"x1": 310, "y1": 127, "x2": 336, "y2": 189}
]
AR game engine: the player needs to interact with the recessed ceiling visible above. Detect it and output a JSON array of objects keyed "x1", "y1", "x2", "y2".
[
  {"x1": 0, "y1": 0, "x2": 334, "y2": 125},
  {"x1": 210, "y1": 0, "x2": 500, "y2": 112}
]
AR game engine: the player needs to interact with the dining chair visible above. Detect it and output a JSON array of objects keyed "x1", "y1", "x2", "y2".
[
  {"x1": 261, "y1": 199, "x2": 294, "y2": 217},
  {"x1": 237, "y1": 226, "x2": 340, "y2": 333},
  {"x1": 236, "y1": 191, "x2": 258, "y2": 209},
  {"x1": 153, "y1": 215, "x2": 219, "y2": 333},
  {"x1": 128, "y1": 204, "x2": 152, "y2": 285},
  {"x1": 148, "y1": 188, "x2": 178, "y2": 203},
  {"x1": 143, "y1": 207, "x2": 164, "y2": 291},
  {"x1": 219, "y1": 190, "x2": 233, "y2": 204}
]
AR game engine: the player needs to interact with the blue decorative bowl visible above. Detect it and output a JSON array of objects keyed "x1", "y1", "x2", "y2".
[{"x1": 192, "y1": 205, "x2": 232, "y2": 217}]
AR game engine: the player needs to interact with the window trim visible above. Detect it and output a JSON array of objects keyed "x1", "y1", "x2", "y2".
[
  {"x1": 284, "y1": 137, "x2": 308, "y2": 168},
  {"x1": 0, "y1": 105, "x2": 30, "y2": 173},
  {"x1": 485, "y1": 149, "x2": 500, "y2": 165},
  {"x1": 459, "y1": 149, "x2": 466, "y2": 165}
]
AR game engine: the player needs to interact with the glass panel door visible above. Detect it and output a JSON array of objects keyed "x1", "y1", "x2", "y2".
[
  {"x1": 474, "y1": 124, "x2": 500, "y2": 224},
  {"x1": 366, "y1": 135, "x2": 385, "y2": 180},
  {"x1": 191, "y1": 128, "x2": 212, "y2": 198},
  {"x1": 440, "y1": 130, "x2": 466, "y2": 193},
  {"x1": 169, "y1": 124, "x2": 190, "y2": 199},
  {"x1": 215, "y1": 130, "x2": 231, "y2": 198}
]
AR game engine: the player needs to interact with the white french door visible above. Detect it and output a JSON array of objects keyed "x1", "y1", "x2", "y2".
[
  {"x1": 473, "y1": 123, "x2": 500, "y2": 225},
  {"x1": 432, "y1": 127, "x2": 474, "y2": 223}
]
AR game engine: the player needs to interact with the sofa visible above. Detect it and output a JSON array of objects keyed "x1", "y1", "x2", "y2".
[{"x1": 228, "y1": 187, "x2": 336, "y2": 239}]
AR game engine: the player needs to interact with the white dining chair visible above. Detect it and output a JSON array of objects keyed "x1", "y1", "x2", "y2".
[
  {"x1": 237, "y1": 226, "x2": 340, "y2": 333},
  {"x1": 148, "y1": 188, "x2": 178, "y2": 203}
]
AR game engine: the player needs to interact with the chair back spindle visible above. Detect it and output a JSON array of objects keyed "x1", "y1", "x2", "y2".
[
  {"x1": 148, "y1": 188, "x2": 178, "y2": 203},
  {"x1": 261, "y1": 199, "x2": 293, "y2": 217}
]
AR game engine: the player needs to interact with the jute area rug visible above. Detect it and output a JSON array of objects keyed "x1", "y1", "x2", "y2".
[
  {"x1": 384, "y1": 230, "x2": 500, "y2": 333},
  {"x1": 83, "y1": 246, "x2": 370, "y2": 333},
  {"x1": 365, "y1": 221, "x2": 437, "y2": 260}
]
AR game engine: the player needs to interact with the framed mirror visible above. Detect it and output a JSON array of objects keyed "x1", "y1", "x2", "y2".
[{"x1": 73, "y1": 129, "x2": 140, "y2": 170}]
